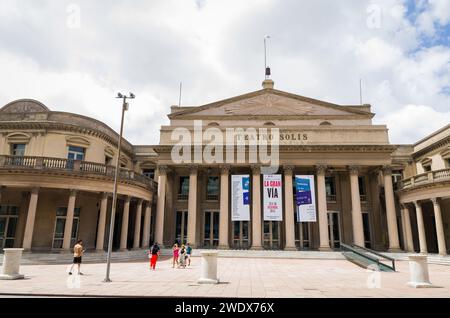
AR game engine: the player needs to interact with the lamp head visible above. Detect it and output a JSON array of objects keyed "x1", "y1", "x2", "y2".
[
  {"x1": 129, "y1": 92, "x2": 135, "y2": 99},
  {"x1": 117, "y1": 93, "x2": 123, "y2": 98}
]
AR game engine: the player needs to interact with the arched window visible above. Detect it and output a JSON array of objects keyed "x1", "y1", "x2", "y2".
[{"x1": 319, "y1": 121, "x2": 332, "y2": 126}]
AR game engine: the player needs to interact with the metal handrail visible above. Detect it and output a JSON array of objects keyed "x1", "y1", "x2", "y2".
[
  {"x1": 351, "y1": 244, "x2": 396, "y2": 271},
  {"x1": 340, "y1": 243, "x2": 396, "y2": 271}
]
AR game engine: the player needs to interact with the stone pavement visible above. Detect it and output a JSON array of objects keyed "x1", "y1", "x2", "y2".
[{"x1": 0, "y1": 257, "x2": 450, "y2": 298}]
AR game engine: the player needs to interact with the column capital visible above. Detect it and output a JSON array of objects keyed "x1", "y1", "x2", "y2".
[
  {"x1": 30, "y1": 187, "x2": 40, "y2": 194},
  {"x1": 137, "y1": 198, "x2": 144, "y2": 205},
  {"x1": 219, "y1": 164, "x2": 231, "y2": 174},
  {"x1": 382, "y1": 166, "x2": 393, "y2": 175},
  {"x1": 315, "y1": 165, "x2": 328, "y2": 175},
  {"x1": 101, "y1": 192, "x2": 110, "y2": 199},
  {"x1": 431, "y1": 197, "x2": 440, "y2": 205},
  {"x1": 69, "y1": 189, "x2": 78, "y2": 196},
  {"x1": 348, "y1": 165, "x2": 360, "y2": 175},
  {"x1": 124, "y1": 196, "x2": 131, "y2": 203},
  {"x1": 157, "y1": 165, "x2": 169, "y2": 175},
  {"x1": 283, "y1": 165, "x2": 295, "y2": 174},
  {"x1": 189, "y1": 165, "x2": 199, "y2": 174},
  {"x1": 250, "y1": 164, "x2": 261, "y2": 174},
  {"x1": 413, "y1": 200, "x2": 421, "y2": 208},
  {"x1": 400, "y1": 203, "x2": 409, "y2": 210}
]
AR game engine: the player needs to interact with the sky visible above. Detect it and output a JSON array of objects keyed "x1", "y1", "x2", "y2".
[{"x1": 0, "y1": 0, "x2": 449, "y2": 145}]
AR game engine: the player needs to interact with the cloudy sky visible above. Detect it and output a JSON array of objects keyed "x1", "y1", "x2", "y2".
[{"x1": 0, "y1": 0, "x2": 449, "y2": 145}]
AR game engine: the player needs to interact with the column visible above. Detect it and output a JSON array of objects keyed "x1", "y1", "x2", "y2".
[
  {"x1": 383, "y1": 167, "x2": 401, "y2": 251},
  {"x1": 283, "y1": 165, "x2": 296, "y2": 250},
  {"x1": 96, "y1": 192, "x2": 108, "y2": 251},
  {"x1": 431, "y1": 198, "x2": 447, "y2": 256},
  {"x1": 22, "y1": 188, "x2": 39, "y2": 250},
  {"x1": 62, "y1": 190, "x2": 77, "y2": 250},
  {"x1": 316, "y1": 165, "x2": 331, "y2": 250},
  {"x1": 401, "y1": 204, "x2": 414, "y2": 252},
  {"x1": 218, "y1": 165, "x2": 230, "y2": 249},
  {"x1": 251, "y1": 165, "x2": 262, "y2": 249},
  {"x1": 154, "y1": 166, "x2": 167, "y2": 246},
  {"x1": 120, "y1": 196, "x2": 131, "y2": 250},
  {"x1": 141, "y1": 200, "x2": 152, "y2": 248},
  {"x1": 414, "y1": 201, "x2": 427, "y2": 254},
  {"x1": 187, "y1": 166, "x2": 198, "y2": 246},
  {"x1": 133, "y1": 199, "x2": 143, "y2": 249},
  {"x1": 349, "y1": 166, "x2": 365, "y2": 246}
]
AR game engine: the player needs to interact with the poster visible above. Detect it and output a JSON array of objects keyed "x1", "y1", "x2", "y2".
[
  {"x1": 231, "y1": 175, "x2": 250, "y2": 221},
  {"x1": 295, "y1": 175, "x2": 317, "y2": 222},
  {"x1": 263, "y1": 174, "x2": 283, "y2": 221}
]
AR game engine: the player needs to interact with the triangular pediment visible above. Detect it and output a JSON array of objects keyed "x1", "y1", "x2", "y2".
[{"x1": 169, "y1": 89, "x2": 373, "y2": 119}]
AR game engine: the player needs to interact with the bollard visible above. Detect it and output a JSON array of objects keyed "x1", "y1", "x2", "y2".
[
  {"x1": 197, "y1": 251, "x2": 219, "y2": 284},
  {"x1": 0, "y1": 248, "x2": 25, "y2": 280},
  {"x1": 407, "y1": 254, "x2": 433, "y2": 288}
]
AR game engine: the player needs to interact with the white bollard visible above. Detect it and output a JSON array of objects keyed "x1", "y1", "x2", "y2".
[
  {"x1": 407, "y1": 254, "x2": 433, "y2": 288},
  {"x1": 197, "y1": 251, "x2": 219, "y2": 284},
  {"x1": 0, "y1": 248, "x2": 25, "y2": 280}
]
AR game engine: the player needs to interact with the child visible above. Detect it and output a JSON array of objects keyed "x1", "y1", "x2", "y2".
[
  {"x1": 178, "y1": 244, "x2": 186, "y2": 268},
  {"x1": 172, "y1": 243, "x2": 179, "y2": 268}
]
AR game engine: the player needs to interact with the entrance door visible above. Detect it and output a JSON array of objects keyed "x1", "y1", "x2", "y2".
[
  {"x1": 362, "y1": 212, "x2": 372, "y2": 248},
  {"x1": 294, "y1": 212, "x2": 311, "y2": 249},
  {"x1": 328, "y1": 211, "x2": 341, "y2": 249},
  {"x1": 175, "y1": 210, "x2": 188, "y2": 245},
  {"x1": 263, "y1": 221, "x2": 281, "y2": 250},
  {"x1": 232, "y1": 221, "x2": 250, "y2": 249},
  {"x1": 203, "y1": 211, "x2": 219, "y2": 248},
  {"x1": 52, "y1": 207, "x2": 80, "y2": 249},
  {"x1": 0, "y1": 206, "x2": 19, "y2": 249}
]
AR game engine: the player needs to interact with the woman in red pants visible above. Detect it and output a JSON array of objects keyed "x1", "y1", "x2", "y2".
[{"x1": 148, "y1": 242, "x2": 160, "y2": 270}]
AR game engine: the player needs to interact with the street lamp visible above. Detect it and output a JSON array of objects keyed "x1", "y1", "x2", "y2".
[{"x1": 104, "y1": 92, "x2": 135, "y2": 283}]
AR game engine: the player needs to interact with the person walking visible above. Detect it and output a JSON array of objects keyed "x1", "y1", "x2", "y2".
[
  {"x1": 172, "y1": 243, "x2": 179, "y2": 268},
  {"x1": 186, "y1": 243, "x2": 192, "y2": 266},
  {"x1": 69, "y1": 240, "x2": 84, "y2": 275},
  {"x1": 148, "y1": 242, "x2": 160, "y2": 270},
  {"x1": 178, "y1": 244, "x2": 187, "y2": 268}
]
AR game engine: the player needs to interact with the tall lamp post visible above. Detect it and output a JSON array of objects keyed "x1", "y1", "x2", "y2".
[{"x1": 104, "y1": 92, "x2": 135, "y2": 283}]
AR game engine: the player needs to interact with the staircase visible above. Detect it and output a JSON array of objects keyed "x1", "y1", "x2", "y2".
[{"x1": 341, "y1": 243, "x2": 396, "y2": 272}]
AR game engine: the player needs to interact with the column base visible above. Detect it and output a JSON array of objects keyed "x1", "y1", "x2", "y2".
[
  {"x1": 387, "y1": 247, "x2": 402, "y2": 253},
  {"x1": 119, "y1": 249, "x2": 129, "y2": 252},
  {"x1": 318, "y1": 246, "x2": 332, "y2": 251},
  {"x1": 407, "y1": 282, "x2": 435, "y2": 288},
  {"x1": 198, "y1": 278, "x2": 219, "y2": 284},
  {"x1": 131, "y1": 247, "x2": 142, "y2": 251},
  {"x1": 218, "y1": 245, "x2": 229, "y2": 250},
  {"x1": 250, "y1": 246, "x2": 263, "y2": 250},
  {"x1": 0, "y1": 274, "x2": 24, "y2": 280},
  {"x1": 283, "y1": 246, "x2": 297, "y2": 251},
  {"x1": 94, "y1": 249, "x2": 106, "y2": 254}
]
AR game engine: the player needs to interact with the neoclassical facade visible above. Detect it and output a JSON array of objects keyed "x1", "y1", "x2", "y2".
[{"x1": 0, "y1": 80, "x2": 448, "y2": 255}]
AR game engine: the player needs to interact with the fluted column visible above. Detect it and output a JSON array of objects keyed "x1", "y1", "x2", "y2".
[
  {"x1": 96, "y1": 192, "x2": 109, "y2": 251},
  {"x1": 23, "y1": 187, "x2": 39, "y2": 250},
  {"x1": 383, "y1": 167, "x2": 400, "y2": 251},
  {"x1": 401, "y1": 204, "x2": 414, "y2": 252},
  {"x1": 349, "y1": 166, "x2": 365, "y2": 246},
  {"x1": 133, "y1": 199, "x2": 143, "y2": 249},
  {"x1": 120, "y1": 196, "x2": 131, "y2": 250},
  {"x1": 414, "y1": 201, "x2": 427, "y2": 254},
  {"x1": 316, "y1": 165, "x2": 331, "y2": 250},
  {"x1": 142, "y1": 200, "x2": 152, "y2": 248},
  {"x1": 251, "y1": 165, "x2": 262, "y2": 249},
  {"x1": 283, "y1": 165, "x2": 296, "y2": 250},
  {"x1": 155, "y1": 166, "x2": 167, "y2": 245},
  {"x1": 62, "y1": 190, "x2": 77, "y2": 250},
  {"x1": 187, "y1": 166, "x2": 198, "y2": 247},
  {"x1": 218, "y1": 165, "x2": 230, "y2": 249},
  {"x1": 431, "y1": 198, "x2": 447, "y2": 256}
]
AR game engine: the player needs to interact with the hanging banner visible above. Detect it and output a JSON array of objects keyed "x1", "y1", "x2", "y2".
[
  {"x1": 231, "y1": 175, "x2": 250, "y2": 221},
  {"x1": 295, "y1": 175, "x2": 317, "y2": 222},
  {"x1": 263, "y1": 174, "x2": 283, "y2": 221}
]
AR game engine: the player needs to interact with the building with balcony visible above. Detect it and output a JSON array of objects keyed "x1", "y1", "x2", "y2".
[{"x1": 0, "y1": 80, "x2": 448, "y2": 256}]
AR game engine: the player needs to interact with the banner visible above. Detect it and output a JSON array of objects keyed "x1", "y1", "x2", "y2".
[
  {"x1": 295, "y1": 175, "x2": 317, "y2": 222},
  {"x1": 231, "y1": 175, "x2": 250, "y2": 221},
  {"x1": 263, "y1": 174, "x2": 283, "y2": 221}
]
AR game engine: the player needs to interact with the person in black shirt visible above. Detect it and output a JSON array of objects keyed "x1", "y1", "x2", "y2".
[{"x1": 148, "y1": 242, "x2": 160, "y2": 270}]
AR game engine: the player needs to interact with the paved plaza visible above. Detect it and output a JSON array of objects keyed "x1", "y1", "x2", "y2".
[{"x1": 1, "y1": 256, "x2": 450, "y2": 298}]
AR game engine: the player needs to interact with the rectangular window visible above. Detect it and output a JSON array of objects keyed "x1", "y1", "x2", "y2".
[
  {"x1": 52, "y1": 207, "x2": 80, "y2": 249},
  {"x1": 143, "y1": 169, "x2": 155, "y2": 179},
  {"x1": 68, "y1": 146, "x2": 85, "y2": 161},
  {"x1": 358, "y1": 176, "x2": 367, "y2": 202},
  {"x1": 11, "y1": 144, "x2": 26, "y2": 156},
  {"x1": 206, "y1": 176, "x2": 219, "y2": 201},
  {"x1": 447, "y1": 159, "x2": 450, "y2": 168},
  {"x1": 178, "y1": 176, "x2": 189, "y2": 200},
  {"x1": 325, "y1": 176, "x2": 336, "y2": 202},
  {"x1": 423, "y1": 165, "x2": 432, "y2": 172},
  {"x1": 105, "y1": 156, "x2": 113, "y2": 166}
]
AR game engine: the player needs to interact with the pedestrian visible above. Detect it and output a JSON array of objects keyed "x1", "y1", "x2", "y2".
[
  {"x1": 172, "y1": 243, "x2": 179, "y2": 268},
  {"x1": 178, "y1": 244, "x2": 186, "y2": 268},
  {"x1": 148, "y1": 242, "x2": 160, "y2": 270},
  {"x1": 186, "y1": 243, "x2": 192, "y2": 266},
  {"x1": 69, "y1": 239, "x2": 85, "y2": 275}
]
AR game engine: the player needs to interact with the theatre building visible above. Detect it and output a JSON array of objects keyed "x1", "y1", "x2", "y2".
[{"x1": 0, "y1": 79, "x2": 449, "y2": 254}]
